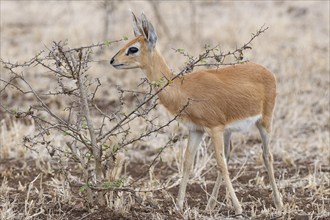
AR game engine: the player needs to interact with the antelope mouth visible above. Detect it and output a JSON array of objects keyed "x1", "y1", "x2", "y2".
[
  {"x1": 112, "y1": 64, "x2": 124, "y2": 68},
  {"x1": 112, "y1": 64, "x2": 139, "y2": 69}
]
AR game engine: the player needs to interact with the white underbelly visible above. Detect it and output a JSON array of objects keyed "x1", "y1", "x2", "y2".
[
  {"x1": 225, "y1": 115, "x2": 261, "y2": 132},
  {"x1": 179, "y1": 114, "x2": 261, "y2": 133}
]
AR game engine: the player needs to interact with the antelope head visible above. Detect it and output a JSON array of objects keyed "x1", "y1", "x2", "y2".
[{"x1": 110, "y1": 12, "x2": 158, "y2": 70}]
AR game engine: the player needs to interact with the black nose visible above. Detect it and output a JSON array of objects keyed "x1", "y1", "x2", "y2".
[{"x1": 110, "y1": 57, "x2": 114, "y2": 65}]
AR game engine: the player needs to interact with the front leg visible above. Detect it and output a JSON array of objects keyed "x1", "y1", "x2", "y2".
[
  {"x1": 177, "y1": 129, "x2": 204, "y2": 210},
  {"x1": 206, "y1": 130, "x2": 232, "y2": 211},
  {"x1": 209, "y1": 127, "x2": 242, "y2": 214}
]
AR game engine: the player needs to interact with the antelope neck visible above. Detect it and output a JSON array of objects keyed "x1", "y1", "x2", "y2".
[{"x1": 142, "y1": 49, "x2": 174, "y2": 82}]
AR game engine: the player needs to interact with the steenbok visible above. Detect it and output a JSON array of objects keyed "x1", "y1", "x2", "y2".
[{"x1": 110, "y1": 12, "x2": 283, "y2": 214}]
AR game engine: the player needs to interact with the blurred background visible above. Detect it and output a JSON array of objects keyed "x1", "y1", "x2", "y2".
[
  {"x1": 0, "y1": 1, "x2": 329, "y2": 218},
  {"x1": 2, "y1": 1, "x2": 328, "y2": 65},
  {"x1": 1, "y1": 0, "x2": 329, "y2": 163}
]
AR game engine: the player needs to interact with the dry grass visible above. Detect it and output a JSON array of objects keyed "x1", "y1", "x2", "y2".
[{"x1": 0, "y1": 1, "x2": 329, "y2": 219}]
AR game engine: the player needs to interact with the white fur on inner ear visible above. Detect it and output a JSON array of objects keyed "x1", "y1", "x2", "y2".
[
  {"x1": 141, "y1": 13, "x2": 157, "y2": 48},
  {"x1": 140, "y1": 13, "x2": 149, "y2": 40}
]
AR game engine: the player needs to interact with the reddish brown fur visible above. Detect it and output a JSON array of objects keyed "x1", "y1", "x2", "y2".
[
  {"x1": 161, "y1": 63, "x2": 276, "y2": 130},
  {"x1": 112, "y1": 37, "x2": 276, "y2": 131}
]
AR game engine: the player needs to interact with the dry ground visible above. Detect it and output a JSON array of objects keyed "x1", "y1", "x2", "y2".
[{"x1": 0, "y1": 1, "x2": 329, "y2": 219}]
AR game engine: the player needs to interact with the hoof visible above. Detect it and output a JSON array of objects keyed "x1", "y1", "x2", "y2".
[
  {"x1": 175, "y1": 203, "x2": 184, "y2": 212},
  {"x1": 273, "y1": 192, "x2": 284, "y2": 210},
  {"x1": 275, "y1": 201, "x2": 284, "y2": 210},
  {"x1": 235, "y1": 208, "x2": 243, "y2": 215}
]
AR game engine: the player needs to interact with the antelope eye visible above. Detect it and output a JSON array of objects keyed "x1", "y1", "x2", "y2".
[{"x1": 128, "y1": 47, "x2": 139, "y2": 54}]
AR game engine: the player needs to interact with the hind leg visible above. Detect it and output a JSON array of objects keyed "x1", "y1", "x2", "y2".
[
  {"x1": 256, "y1": 122, "x2": 283, "y2": 209},
  {"x1": 224, "y1": 130, "x2": 232, "y2": 162},
  {"x1": 206, "y1": 130, "x2": 232, "y2": 211},
  {"x1": 207, "y1": 127, "x2": 242, "y2": 214}
]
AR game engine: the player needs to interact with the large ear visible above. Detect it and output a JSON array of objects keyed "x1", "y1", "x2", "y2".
[
  {"x1": 141, "y1": 13, "x2": 158, "y2": 48},
  {"x1": 130, "y1": 10, "x2": 142, "y2": 37}
]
